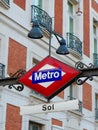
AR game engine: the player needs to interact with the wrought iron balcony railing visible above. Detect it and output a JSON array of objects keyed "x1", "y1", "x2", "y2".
[
  {"x1": 93, "y1": 53, "x2": 98, "y2": 67},
  {"x1": 95, "y1": 108, "x2": 98, "y2": 120},
  {"x1": 67, "y1": 96, "x2": 82, "y2": 113},
  {"x1": 66, "y1": 33, "x2": 82, "y2": 56},
  {"x1": 31, "y1": 6, "x2": 82, "y2": 57},
  {"x1": 4, "y1": 0, "x2": 9, "y2": 4},
  {"x1": 0, "y1": 63, "x2": 5, "y2": 79},
  {"x1": 0, "y1": 0, "x2": 9, "y2": 5},
  {"x1": 31, "y1": 5, "x2": 52, "y2": 32}
]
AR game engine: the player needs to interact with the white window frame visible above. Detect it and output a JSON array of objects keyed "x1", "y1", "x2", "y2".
[
  {"x1": 69, "y1": 84, "x2": 79, "y2": 99},
  {"x1": 93, "y1": 24, "x2": 98, "y2": 54},
  {"x1": 95, "y1": 94, "x2": 98, "y2": 109},
  {"x1": 29, "y1": 122, "x2": 42, "y2": 130},
  {"x1": 67, "y1": 1, "x2": 76, "y2": 34},
  {"x1": 31, "y1": 0, "x2": 39, "y2": 6},
  {"x1": 0, "y1": 34, "x2": 7, "y2": 64},
  {"x1": 52, "y1": 125, "x2": 64, "y2": 130},
  {"x1": 31, "y1": 0, "x2": 43, "y2": 8}
]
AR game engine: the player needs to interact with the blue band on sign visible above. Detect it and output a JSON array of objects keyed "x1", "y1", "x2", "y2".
[{"x1": 32, "y1": 68, "x2": 62, "y2": 84}]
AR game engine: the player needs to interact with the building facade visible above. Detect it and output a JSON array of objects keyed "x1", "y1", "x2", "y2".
[{"x1": 0, "y1": 0, "x2": 98, "y2": 130}]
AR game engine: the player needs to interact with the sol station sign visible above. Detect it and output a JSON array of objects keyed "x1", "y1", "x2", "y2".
[
  {"x1": 20, "y1": 99, "x2": 79, "y2": 115},
  {"x1": 19, "y1": 56, "x2": 80, "y2": 99}
]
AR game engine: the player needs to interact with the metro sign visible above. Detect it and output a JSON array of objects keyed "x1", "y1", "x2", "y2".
[
  {"x1": 19, "y1": 56, "x2": 80, "y2": 99},
  {"x1": 32, "y1": 68, "x2": 62, "y2": 84}
]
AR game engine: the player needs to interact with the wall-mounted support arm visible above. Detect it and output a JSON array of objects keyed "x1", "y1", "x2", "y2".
[
  {"x1": 75, "y1": 61, "x2": 98, "y2": 85},
  {"x1": 0, "y1": 69, "x2": 26, "y2": 91},
  {"x1": 1, "y1": 62, "x2": 98, "y2": 92}
]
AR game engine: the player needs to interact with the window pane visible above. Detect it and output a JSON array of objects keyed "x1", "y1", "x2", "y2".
[
  {"x1": 69, "y1": 85, "x2": 73, "y2": 99},
  {"x1": 29, "y1": 122, "x2": 41, "y2": 130},
  {"x1": 94, "y1": 38, "x2": 97, "y2": 53},
  {"x1": 32, "y1": 0, "x2": 42, "y2": 8},
  {"x1": 93, "y1": 25, "x2": 96, "y2": 35},
  {"x1": 32, "y1": 58, "x2": 39, "y2": 66},
  {"x1": 38, "y1": 0, "x2": 42, "y2": 8},
  {"x1": 69, "y1": 17, "x2": 73, "y2": 33},
  {"x1": 69, "y1": 85, "x2": 78, "y2": 99},
  {"x1": 95, "y1": 94, "x2": 98, "y2": 109},
  {"x1": 68, "y1": 1, "x2": 73, "y2": 14},
  {"x1": 31, "y1": 0, "x2": 38, "y2": 5}
]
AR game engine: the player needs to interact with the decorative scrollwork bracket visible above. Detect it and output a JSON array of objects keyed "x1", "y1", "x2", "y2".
[
  {"x1": 75, "y1": 61, "x2": 98, "y2": 85},
  {"x1": 0, "y1": 69, "x2": 26, "y2": 91}
]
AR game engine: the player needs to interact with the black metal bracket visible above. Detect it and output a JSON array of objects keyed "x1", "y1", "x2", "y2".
[
  {"x1": 0, "y1": 62, "x2": 98, "y2": 92},
  {"x1": 0, "y1": 69, "x2": 26, "y2": 91},
  {"x1": 75, "y1": 61, "x2": 98, "y2": 85}
]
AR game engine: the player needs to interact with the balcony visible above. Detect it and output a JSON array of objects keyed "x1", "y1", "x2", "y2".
[
  {"x1": 67, "y1": 96, "x2": 82, "y2": 113},
  {"x1": 31, "y1": 5, "x2": 82, "y2": 57},
  {"x1": 3, "y1": 0, "x2": 9, "y2": 4},
  {"x1": 95, "y1": 108, "x2": 98, "y2": 120},
  {"x1": 31, "y1": 5, "x2": 52, "y2": 32},
  {"x1": 93, "y1": 53, "x2": 98, "y2": 67},
  {"x1": 66, "y1": 33, "x2": 82, "y2": 58},
  {"x1": 0, "y1": 0, "x2": 10, "y2": 8},
  {"x1": 0, "y1": 63, "x2": 5, "y2": 79}
]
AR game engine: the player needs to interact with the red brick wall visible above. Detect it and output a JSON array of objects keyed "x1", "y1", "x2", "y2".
[
  {"x1": 6, "y1": 104, "x2": 22, "y2": 130},
  {"x1": 54, "y1": 0, "x2": 63, "y2": 35},
  {"x1": 83, "y1": 83, "x2": 92, "y2": 111},
  {"x1": 92, "y1": 0, "x2": 98, "y2": 13},
  {"x1": 83, "y1": 0, "x2": 90, "y2": 57},
  {"x1": 52, "y1": 118, "x2": 62, "y2": 127},
  {"x1": 13, "y1": 0, "x2": 26, "y2": 10},
  {"x1": 7, "y1": 38, "x2": 27, "y2": 75}
]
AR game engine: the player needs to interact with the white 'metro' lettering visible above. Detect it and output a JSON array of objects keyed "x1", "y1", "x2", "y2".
[{"x1": 34, "y1": 71, "x2": 60, "y2": 81}]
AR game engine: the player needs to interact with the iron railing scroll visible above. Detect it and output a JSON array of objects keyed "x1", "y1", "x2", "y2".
[
  {"x1": 31, "y1": 5, "x2": 52, "y2": 32},
  {"x1": 66, "y1": 33, "x2": 82, "y2": 56},
  {"x1": 0, "y1": 69, "x2": 26, "y2": 91},
  {"x1": 93, "y1": 53, "x2": 98, "y2": 67}
]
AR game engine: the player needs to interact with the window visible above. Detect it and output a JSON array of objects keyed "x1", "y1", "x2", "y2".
[
  {"x1": 68, "y1": 1, "x2": 74, "y2": 33},
  {"x1": 29, "y1": 122, "x2": 42, "y2": 130},
  {"x1": 0, "y1": 63, "x2": 5, "y2": 79},
  {"x1": 93, "y1": 24, "x2": 98, "y2": 54},
  {"x1": 95, "y1": 94, "x2": 98, "y2": 109},
  {"x1": 93, "y1": 21, "x2": 98, "y2": 66},
  {"x1": 32, "y1": 58, "x2": 39, "y2": 67},
  {"x1": 0, "y1": 35, "x2": 5, "y2": 78},
  {"x1": 95, "y1": 94, "x2": 98, "y2": 120},
  {"x1": 0, "y1": 39, "x2": 1, "y2": 61},
  {"x1": 68, "y1": 84, "x2": 82, "y2": 113},
  {"x1": 68, "y1": 84, "x2": 78, "y2": 100},
  {"x1": 31, "y1": 0, "x2": 42, "y2": 8}
]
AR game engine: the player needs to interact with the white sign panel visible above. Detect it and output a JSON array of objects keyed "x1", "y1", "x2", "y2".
[{"x1": 20, "y1": 99, "x2": 79, "y2": 115}]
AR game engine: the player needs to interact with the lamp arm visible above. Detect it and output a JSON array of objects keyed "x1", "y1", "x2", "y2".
[{"x1": 52, "y1": 31, "x2": 66, "y2": 44}]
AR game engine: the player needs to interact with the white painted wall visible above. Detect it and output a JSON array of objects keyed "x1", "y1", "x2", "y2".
[{"x1": 0, "y1": 0, "x2": 98, "y2": 130}]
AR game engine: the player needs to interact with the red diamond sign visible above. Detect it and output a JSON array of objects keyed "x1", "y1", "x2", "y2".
[{"x1": 19, "y1": 56, "x2": 80, "y2": 99}]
